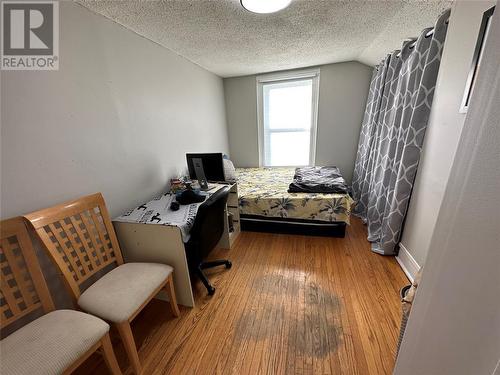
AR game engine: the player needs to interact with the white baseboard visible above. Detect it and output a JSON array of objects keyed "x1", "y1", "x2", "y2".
[
  {"x1": 396, "y1": 243, "x2": 421, "y2": 283},
  {"x1": 492, "y1": 358, "x2": 500, "y2": 375}
]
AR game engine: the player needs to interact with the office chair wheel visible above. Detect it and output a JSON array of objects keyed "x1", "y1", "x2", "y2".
[
  {"x1": 225, "y1": 261, "x2": 232, "y2": 269},
  {"x1": 207, "y1": 286, "x2": 216, "y2": 296}
]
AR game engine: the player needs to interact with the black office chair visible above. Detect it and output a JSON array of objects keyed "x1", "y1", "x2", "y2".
[{"x1": 185, "y1": 186, "x2": 232, "y2": 295}]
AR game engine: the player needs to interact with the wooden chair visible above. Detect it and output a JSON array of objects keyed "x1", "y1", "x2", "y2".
[
  {"x1": 0, "y1": 217, "x2": 121, "y2": 375},
  {"x1": 24, "y1": 193, "x2": 180, "y2": 375}
]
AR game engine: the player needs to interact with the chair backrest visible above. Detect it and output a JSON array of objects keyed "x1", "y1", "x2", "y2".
[
  {"x1": 24, "y1": 193, "x2": 124, "y2": 300},
  {"x1": 1, "y1": 217, "x2": 55, "y2": 330},
  {"x1": 188, "y1": 187, "x2": 229, "y2": 260}
]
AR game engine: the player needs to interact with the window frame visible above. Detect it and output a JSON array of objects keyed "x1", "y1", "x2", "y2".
[{"x1": 256, "y1": 68, "x2": 320, "y2": 168}]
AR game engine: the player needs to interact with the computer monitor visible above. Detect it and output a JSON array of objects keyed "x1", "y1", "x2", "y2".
[{"x1": 186, "y1": 153, "x2": 225, "y2": 182}]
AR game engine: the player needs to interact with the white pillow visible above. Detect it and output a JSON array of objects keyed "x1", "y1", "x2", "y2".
[{"x1": 223, "y1": 159, "x2": 236, "y2": 182}]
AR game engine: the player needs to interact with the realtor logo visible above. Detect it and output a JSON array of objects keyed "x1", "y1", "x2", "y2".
[{"x1": 1, "y1": 1, "x2": 59, "y2": 70}]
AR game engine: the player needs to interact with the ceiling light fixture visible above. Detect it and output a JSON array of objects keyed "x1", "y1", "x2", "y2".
[{"x1": 240, "y1": 0, "x2": 292, "y2": 14}]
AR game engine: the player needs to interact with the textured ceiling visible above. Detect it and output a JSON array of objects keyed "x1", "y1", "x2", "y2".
[{"x1": 77, "y1": 0, "x2": 452, "y2": 77}]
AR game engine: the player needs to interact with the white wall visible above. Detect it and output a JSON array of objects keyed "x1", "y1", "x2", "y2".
[
  {"x1": 224, "y1": 75, "x2": 258, "y2": 167},
  {"x1": 398, "y1": 0, "x2": 495, "y2": 274},
  {"x1": 394, "y1": 3, "x2": 500, "y2": 372},
  {"x1": 0, "y1": 1, "x2": 228, "y2": 220},
  {"x1": 223, "y1": 62, "x2": 372, "y2": 183}
]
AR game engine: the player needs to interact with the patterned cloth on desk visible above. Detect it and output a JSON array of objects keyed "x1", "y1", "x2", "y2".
[{"x1": 114, "y1": 191, "x2": 212, "y2": 242}]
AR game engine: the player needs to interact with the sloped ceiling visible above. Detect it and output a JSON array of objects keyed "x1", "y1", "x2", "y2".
[{"x1": 78, "y1": 0, "x2": 452, "y2": 77}]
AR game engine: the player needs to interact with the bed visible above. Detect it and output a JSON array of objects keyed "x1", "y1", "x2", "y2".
[{"x1": 235, "y1": 167, "x2": 354, "y2": 237}]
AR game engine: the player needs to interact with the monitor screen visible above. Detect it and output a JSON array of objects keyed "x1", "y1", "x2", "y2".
[{"x1": 186, "y1": 153, "x2": 225, "y2": 182}]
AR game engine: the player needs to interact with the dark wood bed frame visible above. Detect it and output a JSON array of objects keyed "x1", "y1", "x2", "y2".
[{"x1": 240, "y1": 214, "x2": 346, "y2": 238}]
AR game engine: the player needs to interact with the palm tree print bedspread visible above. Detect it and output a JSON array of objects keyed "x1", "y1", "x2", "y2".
[{"x1": 236, "y1": 168, "x2": 354, "y2": 224}]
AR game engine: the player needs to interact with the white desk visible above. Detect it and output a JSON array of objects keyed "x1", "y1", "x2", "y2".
[{"x1": 113, "y1": 183, "x2": 240, "y2": 307}]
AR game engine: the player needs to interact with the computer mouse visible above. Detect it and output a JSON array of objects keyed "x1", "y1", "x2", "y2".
[{"x1": 170, "y1": 201, "x2": 180, "y2": 211}]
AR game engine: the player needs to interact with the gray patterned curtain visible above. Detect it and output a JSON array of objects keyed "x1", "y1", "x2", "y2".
[{"x1": 352, "y1": 9, "x2": 450, "y2": 255}]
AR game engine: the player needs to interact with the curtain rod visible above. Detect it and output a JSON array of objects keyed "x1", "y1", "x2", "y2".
[
  {"x1": 395, "y1": 17, "x2": 449, "y2": 57},
  {"x1": 374, "y1": 15, "x2": 449, "y2": 67}
]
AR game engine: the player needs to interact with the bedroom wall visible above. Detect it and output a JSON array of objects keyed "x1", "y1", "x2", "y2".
[
  {"x1": 1, "y1": 1, "x2": 228, "y2": 220},
  {"x1": 397, "y1": 0, "x2": 496, "y2": 279},
  {"x1": 0, "y1": 2, "x2": 228, "y2": 308},
  {"x1": 223, "y1": 61, "x2": 372, "y2": 183},
  {"x1": 394, "y1": 4, "x2": 500, "y2": 371}
]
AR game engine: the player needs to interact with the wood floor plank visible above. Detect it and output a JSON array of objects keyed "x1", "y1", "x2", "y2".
[
  {"x1": 75, "y1": 218, "x2": 408, "y2": 375},
  {"x1": 201, "y1": 234, "x2": 266, "y2": 374}
]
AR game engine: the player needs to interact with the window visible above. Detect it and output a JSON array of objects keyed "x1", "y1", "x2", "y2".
[{"x1": 257, "y1": 69, "x2": 320, "y2": 167}]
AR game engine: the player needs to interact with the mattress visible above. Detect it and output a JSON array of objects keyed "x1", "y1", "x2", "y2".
[{"x1": 235, "y1": 167, "x2": 354, "y2": 224}]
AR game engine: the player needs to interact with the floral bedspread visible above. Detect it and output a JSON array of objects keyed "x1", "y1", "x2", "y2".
[{"x1": 235, "y1": 168, "x2": 354, "y2": 224}]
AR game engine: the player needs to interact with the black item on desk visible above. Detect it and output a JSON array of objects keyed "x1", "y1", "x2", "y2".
[
  {"x1": 176, "y1": 189, "x2": 206, "y2": 205},
  {"x1": 170, "y1": 201, "x2": 180, "y2": 211},
  {"x1": 185, "y1": 186, "x2": 232, "y2": 295},
  {"x1": 186, "y1": 153, "x2": 225, "y2": 182}
]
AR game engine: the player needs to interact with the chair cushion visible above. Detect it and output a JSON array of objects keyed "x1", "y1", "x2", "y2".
[
  {"x1": 78, "y1": 262, "x2": 173, "y2": 323},
  {"x1": 1, "y1": 310, "x2": 109, "y2": 375}
]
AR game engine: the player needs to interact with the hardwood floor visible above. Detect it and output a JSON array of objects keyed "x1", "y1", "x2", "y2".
[{"x1": 76, "y1": 218, "x2": 408, "y2": 375}]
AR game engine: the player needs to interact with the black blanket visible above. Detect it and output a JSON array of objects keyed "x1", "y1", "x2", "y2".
[{"x1": 288, "y1": 166, "x2": 349, "y2": 194}]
